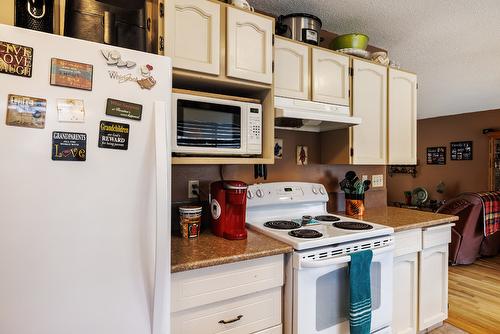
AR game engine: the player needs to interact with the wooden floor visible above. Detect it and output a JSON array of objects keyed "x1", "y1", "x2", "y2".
[{"x1": 447, "y1": 256, "x2": 500, "y2": 334}]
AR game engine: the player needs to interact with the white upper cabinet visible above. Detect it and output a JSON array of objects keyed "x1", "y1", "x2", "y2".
[
  {"x1": 274, "y1": 37, "x2": 310, "y2": 100},
  {"x1": 226, "y1": 7, "x2": 273, "y2": 84},
  {"x1": 311, "y1": 48, "x2": 350, "y2": 106},
  {"x1": 388, "y1": 69, "x2": 418, "y2": 165},
  {"x1": 165, "y1": 0, "x2": 221, "y2": 75},
  {"x1": 352, "y1": 59, "x2": 387, "y2": 165}
]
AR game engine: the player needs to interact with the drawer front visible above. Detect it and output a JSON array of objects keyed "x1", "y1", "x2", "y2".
[
  {"x1": 172, "y1": 287, "x2": 282, "y2": 334},
  {"x1": 422, "y1": 223, "x2": 454, "y2": 249},
  {"x1": 394, "y1": 229, "x2": 422, "y2": 257},
  {"x1": 172, "y1": 255, "x2": 284, "y2": 312},
  {"x1": 253, "y1": 324, "x2": 282, "y2": 334}
]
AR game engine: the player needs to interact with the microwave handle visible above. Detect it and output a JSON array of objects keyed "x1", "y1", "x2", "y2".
[{"x1": 300, "y1": 245, "x2": 394, "y2": 269}]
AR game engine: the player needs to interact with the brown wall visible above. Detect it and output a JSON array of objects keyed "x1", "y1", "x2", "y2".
[
  {"x1": 173, "y1": 129, "x2": 387, "y2": 212},
  {"x1": 387, "y1": 109, "x2": 500, "y2": 203}
]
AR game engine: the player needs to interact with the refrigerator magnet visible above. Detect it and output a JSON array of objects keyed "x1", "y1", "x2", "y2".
[
  {"x1": 6, "y1": 94, "x2": 46, "y2": 129},
  {"x1": 106, "y1": 98, "x2": 142, "y2": 121},
  {"x1": 98, "y1": 121, "x2": 129, "y2": 150},
  {"x1": 57, "y1": 99, "x2": 85, "y2": 123},
  {"x1": 50, "y1": 58, "x2": 93, "y2": 91},
  {"x1": 51, "y1": 131, "x2": 87, "y2": 161},
  {"x1": 0, "y1": 41, "x2": 33, "y2": 78}
]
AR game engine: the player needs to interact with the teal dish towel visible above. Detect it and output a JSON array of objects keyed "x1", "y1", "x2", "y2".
[{"x1": 349, "y1": 250, "x2": 373, "y2": 334}]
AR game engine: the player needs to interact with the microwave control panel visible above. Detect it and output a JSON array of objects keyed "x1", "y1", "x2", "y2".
[{"x1": 247, "y1": 105, "x2": 262, "y2": 154}]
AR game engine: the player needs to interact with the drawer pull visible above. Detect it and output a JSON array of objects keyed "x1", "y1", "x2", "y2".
[{"x1": 218, "y1": 315, "x2": 243, "y2": 324}]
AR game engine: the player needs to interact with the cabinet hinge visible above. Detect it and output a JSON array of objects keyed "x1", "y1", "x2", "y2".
[
  {"x1": 159, "y1": 36, "x2": 164, "y2": 51},
  {"x1": 272, "y1": 61, "x2": 275, "y2": 73},
  {"x1": 416, "y1": 83, "x2": 419, "y2": 89},
  {"x1": 348, "y1": 89, "x2": 350, "y2": 98},
  {"x1": 350, "y1": 148, "x2": 354, "y2": 157},
  {"x1": 349, "y1": 67, "x2": 354, "y2": 76},
  {"x1": 272, "y1": 34, "x2": 275, "y2": 46},
  {"x1": 159, "y1": 2, "x2": 164, "y2": 17}
]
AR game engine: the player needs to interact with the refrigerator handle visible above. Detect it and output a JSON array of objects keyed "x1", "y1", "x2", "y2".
[{"x1": 152, "y1": 101, "x2": 171, "y2": 334}]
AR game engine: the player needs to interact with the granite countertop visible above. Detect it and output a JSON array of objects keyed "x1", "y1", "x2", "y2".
[
  {"x1": 171, "y1": 229, "x2": 293, "y2": 273},
  {"x1": 342, "y1": 206, "x2": 459, "y2": 232}
]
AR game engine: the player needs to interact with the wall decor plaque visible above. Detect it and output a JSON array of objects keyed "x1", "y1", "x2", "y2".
[
  {"x1": 427, "y1": 147, "x2": 446, "y2": 165},
  {"x1": 6, "y1": 94, "x2": 46, "y2": 129},
  {"x1": 50, "y1": 58, "x2": 93, "y2": 90},
  {"x1": 98, "y1": 121, "x2": 129, "y2": 150},
  {"x1": 0, "y1": 41, "x2": 33, "y2": 77},
  {"x1": 106, "y1": 98, "x2": 142, "y2": 121},
  {"x1": 450, "y1": 141, "x2": 473, "y2": 160},
  {"x1": 57, "y1": 99, "x2": 85, "y2": 122},
  {"x1": 51, "y1": 131, "x2": 87, "y2": 161}
]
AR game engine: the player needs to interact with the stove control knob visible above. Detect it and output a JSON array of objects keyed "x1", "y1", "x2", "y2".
[
  {"x1": 319, "y1": 187, "x2": 326, "y2": 195},
  {"x1": 256, "y1": 189, "x2": 264, "y2": 198},
  {"x1": 247, "y1": 190, "x2": 254, "y2": 199},
  {"x1": 312, "y1": 187, "x2": 318, "y2": 194}
]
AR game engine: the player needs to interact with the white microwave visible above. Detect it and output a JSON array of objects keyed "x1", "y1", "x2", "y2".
[{"x1": 172, "y1": 92, "x2": 262, "y2": 156}]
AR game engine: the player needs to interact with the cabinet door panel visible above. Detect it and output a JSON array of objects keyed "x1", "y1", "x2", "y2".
[
  {"x1": 166, "y1": 0, "x2": 220, "y2": 75},
  {"x1": 226, "y1": 7, "x2": 273, "y2": 84},
  {"x1": 352, "y1": 59, "x2": 387, "y2": 165},
  {"x1": 393, "y1": 253, "x2": 418, "y2": 334},
  {"x1": 312, "y1": 48, "x2": 350, "y2": 106},
  {"x1": 418, "y1": 244, "x2": 449, "y2": 330},
  {"x1": 274, "y1": 37, "x2": 309, "y2": 100},
  {"x1": 388, "y1": 69, "x2": 417, "y2": 164}
]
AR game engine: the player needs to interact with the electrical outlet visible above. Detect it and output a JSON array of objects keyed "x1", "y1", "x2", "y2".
[
  {"x1": 362, "y1": 175, "x2": 368, "y2": 182},
  {"x1": 188, "y1": 180, "x2": 199, "y2": 199},
  {"x1": 372, "y1": 174, "x2": 384, "y2": 188}
]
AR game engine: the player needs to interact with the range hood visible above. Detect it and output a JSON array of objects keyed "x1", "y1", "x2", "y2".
[{"x1": 274, "y1": 97, "x2": 361, "y2": 132}]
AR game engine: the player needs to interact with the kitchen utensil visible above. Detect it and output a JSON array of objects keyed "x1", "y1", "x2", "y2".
[
  {"x1": 411, "y1": 187, "x2": 429, "y2": 206},
  {"x1": 276, "y1": 13, "x2": 322, "y2": 45},
  {"x1": 363, "y1": 180, "x2": 371, "y2": 192},
  {"x1": 336, "y1": 48, "x2": 371, "y2": 59},
  {"x1": 345, "y1": 170, "x2": 357, "y2": 181},
  {"x1": 330, "y1": 33, "x2": 369, "y2": 50}
]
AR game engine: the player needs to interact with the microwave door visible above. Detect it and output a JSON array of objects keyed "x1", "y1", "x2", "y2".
[{"x1": 174, "y1": 98, "x2": 244, "y2": 155}]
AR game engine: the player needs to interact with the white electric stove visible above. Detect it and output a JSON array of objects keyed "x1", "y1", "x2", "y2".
[{"x1": 246, "y1": 182, "x2": 394, "y2": 334}]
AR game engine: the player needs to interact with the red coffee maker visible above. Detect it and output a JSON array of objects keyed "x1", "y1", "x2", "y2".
[{"x1": 210, "y1": 180, "x2": 248, "y2": 240}]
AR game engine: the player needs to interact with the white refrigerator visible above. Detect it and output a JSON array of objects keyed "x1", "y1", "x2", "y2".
[{"x1": 0, "y1": 25, "x2": 171, "y2": 334}]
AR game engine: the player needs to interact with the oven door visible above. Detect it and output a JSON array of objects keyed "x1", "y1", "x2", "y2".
[
  {"x1": 172, "y1": 94, "x2": 246, "y2": 155},
  {"x1": 293, "y1": 246, "x2": 393, "y2": 334}
]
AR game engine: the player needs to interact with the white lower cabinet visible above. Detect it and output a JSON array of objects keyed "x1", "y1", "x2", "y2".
[
  {"x1": 393, "y1": 224, "x2": 453, "y2": 334},
  {"x1": 171, "y1": 255, "x2": 284, "y2": 334}
]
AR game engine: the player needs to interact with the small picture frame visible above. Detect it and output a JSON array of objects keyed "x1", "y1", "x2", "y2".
[
  {"x1": 274, "y1": 138, "x2": 283, "y2": 159},
  {"x1": 296, "y1": 145, "x2": 308, "y2": 165},
  {"x1": 427, "y1": 147, "x2": 446, "y2": 165},
  {"x1": 450, "y1": 141, "x2": 473, "y2": 160}
]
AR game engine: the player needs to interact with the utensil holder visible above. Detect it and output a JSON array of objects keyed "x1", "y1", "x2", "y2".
[{"x1": 345, "y1": 193, "x2": 365, "y2": 216}]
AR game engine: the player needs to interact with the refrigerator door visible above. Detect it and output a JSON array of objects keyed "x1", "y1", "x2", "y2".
[{"x1": 0, "y1": 25, "x2": 171, "y2": 334}]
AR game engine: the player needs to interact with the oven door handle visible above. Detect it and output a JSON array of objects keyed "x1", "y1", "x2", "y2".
[{"x1": 300, "y1": 245, "x2": 394, "y2": 269}]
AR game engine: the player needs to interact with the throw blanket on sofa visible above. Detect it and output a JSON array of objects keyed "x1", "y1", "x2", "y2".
[{"x1": 474, "y1": 191, "x2": 500, "y2": 236}]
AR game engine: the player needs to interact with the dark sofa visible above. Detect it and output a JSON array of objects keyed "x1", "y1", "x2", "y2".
[{"x1": 437, "y1": 193, "x2": 500, "y2": 265}]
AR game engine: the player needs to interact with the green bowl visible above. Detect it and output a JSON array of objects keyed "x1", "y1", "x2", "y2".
[{"x1": 330, "y1": 33, "x2": 369, "y2": 50}]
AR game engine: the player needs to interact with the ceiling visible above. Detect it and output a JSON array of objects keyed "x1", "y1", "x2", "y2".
[{"x1": 252, "y1": 0, "x2": 500, "y2": 119}]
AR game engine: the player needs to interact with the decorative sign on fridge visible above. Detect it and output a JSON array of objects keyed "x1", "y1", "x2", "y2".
[
  {"x1": 51, "y1": 131, "x2": 87, "y2": 161},
  {"x1": 106, "y1": 98, "x2": 142, "y2": 121},
  {"x1": 450, "y1": 141, "x2": 473, "y2": 160},
  {"x1": 6, "y1": 94, "x2": 46, "y2": 129},
  {"x1": 0, "y1": 41, "x2": 33, "y2": 77},
  {"x1": 50, "y1": 58, "x2": 93, "y2": 91},
  {"x1": 98, "y1": 121, "x2": 130, "y2": 150},
  {"x1": 57, "y1": 98, "x2": 85, "y2": 122}
]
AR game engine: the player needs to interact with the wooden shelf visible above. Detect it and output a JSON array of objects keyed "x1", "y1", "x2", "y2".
[{"x1": 172, "y1": 156, "x2": 274, "y2": 165}]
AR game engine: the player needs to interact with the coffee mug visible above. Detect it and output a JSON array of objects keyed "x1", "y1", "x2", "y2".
[{"x1": 231, "y1": 0, "x2": 254, "y2": 12}]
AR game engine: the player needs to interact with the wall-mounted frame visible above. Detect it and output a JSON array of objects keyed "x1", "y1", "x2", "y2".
[
  {"x1": 427, "y1": 147, "x2": 446, "y2": 165},
  {"x1": 450, "y1": 141, "x2": 473, "y2": 160}
]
